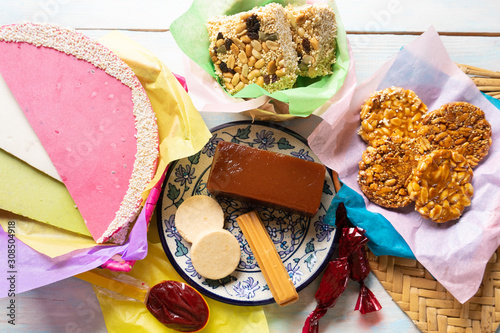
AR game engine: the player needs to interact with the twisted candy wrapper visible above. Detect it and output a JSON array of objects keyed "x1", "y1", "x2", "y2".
[
  {"x1": 336, "y1": 203, "x2": 382, "y2": 314},
  {"x1": 349, "y1": 245, "x2": 381, "y2": 314},
  {"x1": 303, "y1": 203, "x2": 381, "y2": 333}
]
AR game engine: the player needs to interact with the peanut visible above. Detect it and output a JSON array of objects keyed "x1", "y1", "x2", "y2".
[
  {"x1": 296, "y1": 13, "x2": 306, "y2": 25},
  {"x1": 233, "y1": 38, "x2": 245, "y2": 50},
  {"x1": 261, "y1": 41, "x2": 269, "y2": 52},
  {"x1": 250, "y1": 40, "x2": 262, "y2": 52},
  {"x1": 242, "y1": 64, "x2": 249, "y2": 78},
  {"x1": 248, "y1": 69, "x2": 261, "y2": 81},
  {"x1": 241, "y1": 36, "x2": 251, "y2": 44},
  {"x1": 235, "y1": 23, "x2": 246, "y2": 34},
  {"x1": 302, "y1": 55, "x2": 313, "y2": 65},
  {"x1": 231, "y1": 73, "x2": 240, "y2": 86},
  {"x1": 267, "y1": 60, "x2": 277, "y2": 75},
  {"x1": 227, "y1": 55, "x2": 235, "y2": 69},
  {"x1": 310, "y1": 37, "x2": 319, "y2": 50},
  {"x1": 276, "y1": 68, "x2": 286, "y2": 77},
  {"x1": 251, "y1": 49, "x2": 262, "y2": 59},
  {"x1": 240, "y1": 75, "x2": 249, "y2": 84},
  {"x1": 254, "y1": 59, "x2": 266, "y2": 69},
  {"x1": 245, "y1": 44, "x2": 252, "y2": 58},
  {"x1": 234, "y1": 81, "x2": 245, "y2": 92},
  {"x1": 230, "y1": 43, "x2": 239, "y2": 56},
  {"x1": 248, "y1": 56, "x2": 257, "y2": 67},
  {"x1": 256, "y1": 76, "x2": 264, "y2": 87},
  {"x1": 238, "y1": 51, "x2": 248, "y2": 64},
  {"x1": 266, "y1": 40, "x2": 279, "y2": 50}
]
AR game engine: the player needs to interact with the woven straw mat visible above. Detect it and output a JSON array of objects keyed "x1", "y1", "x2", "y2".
[{"x1": 367, "y1": 248, "x2": 500, "y2": 333}]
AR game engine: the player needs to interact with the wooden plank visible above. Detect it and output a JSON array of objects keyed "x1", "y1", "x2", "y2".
[
  {"x1": 336, "y1": 0, "x2": 500, "y2": 34},
  {"x1": 77, "y1": 30, "x2": 500, "y2": 86},
  {"x1": 0, "y1": 277, "x2": 106, "y2": 333},
  {"x1": 346, "y1": 34, "x2": 500, "y2": 83},
  {"x1": 1, "y1": 0, "x2": 499, "y2": 34},
  {"x1": 0, "y1": 0, "x2": 191, "y2": 29}
]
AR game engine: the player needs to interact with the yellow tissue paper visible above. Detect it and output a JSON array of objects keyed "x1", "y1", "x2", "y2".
[
  {"x1": 0, "y1": 210, "x2": 101, "y2": 258},
  {"x1": 95, "y1": 241, "x2": 269, "y2": 333},
  {"x1": 0, "y1": 148, "x2": 91, "y2": 237},
  {"x1": 98, "y1": 31, "x2": 213, "y2": 201},
  {"x1": 93, "y1": 32, "x2": 268, "y2": 332}
]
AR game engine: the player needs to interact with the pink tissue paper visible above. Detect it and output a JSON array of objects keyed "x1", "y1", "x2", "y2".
[{"x1": 308, "y1": 26, "x2": 500, "y2": 304}]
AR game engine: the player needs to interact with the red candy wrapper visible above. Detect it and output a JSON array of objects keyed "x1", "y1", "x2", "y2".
[
  {"x1": 334, "y1": 201, "x2": 350, "y2": 230},
  {"x1": 355, "y1": 282, "x2": 382, "y2": 315},
  {"x1": 303, "y1": 259, "x2": 349, "y2": 333},
  {"x1": 340, "y1": 203, "x2": 381, "y2": 315},
  {"x1": 349, "y1": 245, "x2": 382, "y2": 314},
  {"x1": 302, "y1": 203, "x2": 381, "y2": 332}
]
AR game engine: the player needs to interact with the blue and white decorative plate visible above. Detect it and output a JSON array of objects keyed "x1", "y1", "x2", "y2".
[{"x1": 157, "y1": 121, "x2": 339, "y2": 306}]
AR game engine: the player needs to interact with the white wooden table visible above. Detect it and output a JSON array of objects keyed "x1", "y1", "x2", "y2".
[{"x1": 1, "y1": 1, "x2": 499, "y2": 332}]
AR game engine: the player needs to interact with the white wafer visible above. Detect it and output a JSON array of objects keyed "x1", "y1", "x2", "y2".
[
  {"x1": 190, "y1": 229, "x2": 241, "y2": 280},
  {"x1": 174, "y1": 195, "x2": 224, "y2": 243}
]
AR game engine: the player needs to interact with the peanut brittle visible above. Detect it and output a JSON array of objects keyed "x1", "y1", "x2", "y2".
[
  {"x1": 407, "y1": 149, "x2": 474, "y2": 223},
  {"x1": 358, "y1": 87, "x2": 428, "y2": 144},
  {"x1": 358, "y1": 137, "x2": 420, "y2": 208},
  {"x1": 417, "y1": 102, "x2": 492, "y2": 168},
  {"x1": 207, "y1": 3, "x2": 298, "y2": 94},
  {"x1": 285, "y1": 3, "x2": 337, "y2": 78}
]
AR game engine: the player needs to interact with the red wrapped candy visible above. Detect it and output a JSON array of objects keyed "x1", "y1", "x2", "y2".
[
  {"x1": 339, "y1": 203, "x2": 382, "y2": 315},
  {"x1": 349, "y1": 244, "x2": 381, "y2": 314},
  {"x1": 302, "y1": 203, "x2": 381, "y2": 333}
]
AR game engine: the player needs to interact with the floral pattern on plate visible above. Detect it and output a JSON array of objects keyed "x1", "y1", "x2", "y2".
[{"x1": 157, "y1": 121, "x2": 338, "y2": 306}]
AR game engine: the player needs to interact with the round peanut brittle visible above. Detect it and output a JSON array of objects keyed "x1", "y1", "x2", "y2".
[
  {"x1": 358, "y1": 137, "x2": 420, "y2": 208},
  {"x1": 358, "y1": 87, "x2": 428, "y2": 144},
  {"x1": 407, "y1": 149, "x2": 474, "y2": 223},
  {"x1": 417, "y1": 102, "x2": 492, "y2": 168}
]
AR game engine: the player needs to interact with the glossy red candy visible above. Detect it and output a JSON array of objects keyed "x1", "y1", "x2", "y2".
[
  {"x1": 303, "y1": 203, "x2": 381, "y2": 333},
  {"x1": 303, "y1": 258, "x2": 350, "y2": 333},
  {"x1": 146, "y1": 281, "x2": 209, "y2": 332},
  {"x1": 336, "y1": 203, "x2": 380, "y2": 314},
  {"x1": 303, "y1": 228, "x2": 364, "y2": 333},
  {"x1": 349, "y1": 244, "x2": 381, "y2": 314}
]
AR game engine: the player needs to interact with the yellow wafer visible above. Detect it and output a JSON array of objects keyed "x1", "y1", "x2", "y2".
[{"x1": 236, "y1": 211, "x2": 298, "y2": 306}]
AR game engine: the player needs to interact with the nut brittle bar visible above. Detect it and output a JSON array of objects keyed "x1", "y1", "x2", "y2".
[
  {"x1": 285, "y1": 3, "x2": 337, "y2": 78},
  {"x1": 207, "y1": 3, "x2": 298, "y2": 94}
]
